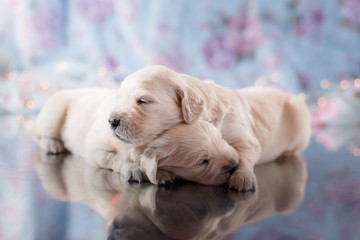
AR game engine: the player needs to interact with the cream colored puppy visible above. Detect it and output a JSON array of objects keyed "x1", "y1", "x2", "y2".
[
  {"x1": 112, "y1": 65, "x2": 311, "y2": 191},
  {"x1": 32, "y1": 67, "x2": 192, "y2": 179},
  {"x1": 30, "y1": 87, "x2": 239, "y2": 187},
  {"x1": 31, "y1": 87, "x2": 146, "y2": 181},
  {"x1": 136, "y1": 121, "x2": 239, "y2": 186}
]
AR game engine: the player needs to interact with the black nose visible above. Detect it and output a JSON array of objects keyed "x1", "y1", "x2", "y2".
[{"x1": 108, "y1": 117, "x2": 120, "y2": 130}]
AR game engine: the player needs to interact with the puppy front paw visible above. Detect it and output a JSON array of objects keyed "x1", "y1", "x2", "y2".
[
  {"x1": 156, "y1": 170, "x2": 179, "y2": 185},
  {"x1": 227, "y1": 168, "x2": 257, "y2": 192},
  {"x1": 123, "y1": 164, "x2": 148, "y2": 183},
  {"x1": 39, "y1": 138, "x2": 65, "y2": 155}
]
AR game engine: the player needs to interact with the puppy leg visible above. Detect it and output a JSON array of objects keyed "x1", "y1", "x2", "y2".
[
  {"x1": 35, "y1": 91, "x2": 71, "y2": 154},
  {"x1": 227, "y1": 143, "x2": 260, "y2": 192},
  {"x1": 122, "y1": 162, "x2": 149, "y2": 183},
  {"x1": 156, "y1": 170, "x2": 179, "y2": 185},
  {"x1": 228, "y1": 167, "x2": 256, "y2": 192},
  {"x1": 87, "y1": 148, "x2": 148, "y2": 182},
  {"x1": 86, "y1": 130, "x2": 148, "y2": 183},
  {"x1": 38, "y1": 138, "x2": 65, "y2": 155}
]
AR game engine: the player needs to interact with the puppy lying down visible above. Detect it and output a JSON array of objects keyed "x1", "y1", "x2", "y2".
[
  {"x1": 29, "y1": 88, "x2": 239, "y2": 189},
  {"x1": 30, "y1": 65, "x2": 311, "y2": 191},
  {"x1": 108, "y1": 65, "x2": 311, "y2": 191},
  {"x1": 135, "y1": 121, "x2": 239, "y2": 186}
]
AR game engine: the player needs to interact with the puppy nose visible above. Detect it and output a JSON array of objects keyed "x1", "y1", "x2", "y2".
[{"x1": 108, "y1": 117, "x2": 120, "y2": 130}]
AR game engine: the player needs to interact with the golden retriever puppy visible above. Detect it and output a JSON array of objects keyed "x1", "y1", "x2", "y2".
[
  {"x1": 108, "y1": 66, "x2": 187, "y2": 145},
  {"x1": 112, "y1": 65, "x2": 311, "y2": 191},
  {"x1": 135, "y1": 121, "x2": 239, "y2": 186},
  {"x1": 30, "y1": 67, "x2": 192, "y2": 181},
  {"x1": 29, "y1": 87, "x2": 147, "y2": 181},
  {"x1": 30, "y1": 87, "x2": 239, "y2": 187}
]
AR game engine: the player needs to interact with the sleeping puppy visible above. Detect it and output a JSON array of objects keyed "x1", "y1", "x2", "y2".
[
  {"x1": 31, "y1": 67, "x2": 191, "y2": 180},
  {"x1": 29, "y1": 87, "x2": 148, "y2": 181},
  {"x1": 30, "y1": 87, "x2": 239, "y2": 188},
  {"x1": 111, "y1": 65, "x2": 311, "y2": 191},
  {"x1": 135, "y1": 121, "x2": 239, "y2": 186}
]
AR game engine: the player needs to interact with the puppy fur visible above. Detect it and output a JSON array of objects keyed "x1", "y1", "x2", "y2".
[
  {"x1": 32, "y1": 87, "x2": 146, "y2": 181},
  {"x1": 32, "y1": 65, "x2": 311, "y2": 191},
  {"x1": 31, "y1": 85, "x2": 239, "y2": 187},
  {"x1": 111, "y1": 65, "x2": 311, "y2": 191},
  {"x1": 135, "y1": 121, "x2": 239, "y2": 186}
]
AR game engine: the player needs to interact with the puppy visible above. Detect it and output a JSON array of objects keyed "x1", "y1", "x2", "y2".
[
  {"x1": 29, "y1": 87, "x2": 146, "y2": 181},
  {"x1": 30, "y1": 87, "x2": 240, "y2": 189},
  {"x1": 135, "y1": 121, "x2": 239, "y2": 186},
  {"x1": 31, "y1": 67, "x2": 196, "y2": 180},
  {"x1": 112, "y1": 65, "x2": 311, "y2": 191}
]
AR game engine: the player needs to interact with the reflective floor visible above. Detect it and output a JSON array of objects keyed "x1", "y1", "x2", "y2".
[{"x1": 1, "y1": 115, "x2": 360, "y2": 240}]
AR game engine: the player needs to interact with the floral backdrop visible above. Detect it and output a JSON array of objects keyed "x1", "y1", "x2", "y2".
[
  {"x1": 0, "y1": 0, "x2": 360, "y2": 239},
  {"x1": 1, "y1": 0, "x2": 360, "y2": 91},
  {"x1": 1, "y1": 0, "x2": 359, "y2": 150}
]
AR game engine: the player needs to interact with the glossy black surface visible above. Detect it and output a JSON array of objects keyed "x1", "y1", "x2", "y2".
[{"x1": 1, "y1": 116, "x2": 360, "y2": 240}]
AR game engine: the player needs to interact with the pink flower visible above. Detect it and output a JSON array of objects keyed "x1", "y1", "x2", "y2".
[
  {"x1": 342, "y1": 0, "x2": 360, "y2": 26},
  {"x1": 293, "y1": 21, "x2": 306, "y2": 37},
  {"x1": 305, "y1": 2, "x2": 325, "y2": 28},
  {"x1": 223, "y1": 15, "x2": 263, "y2": 56},
  {"x1": 202, "y1": 35, "x2": 237, "y2": 70}
]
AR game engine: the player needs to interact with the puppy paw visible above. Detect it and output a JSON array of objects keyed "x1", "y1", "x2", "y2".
[
  {"x1": 157, "y1": 170, "x2": 179, "y2": 185},
  {"x1": 35, "y1": 148, "x2": 66, "y2": 164},
  {"x1": 227, "y1": 169, "x2": 257, "y2": 192},
  {"x1": 123, "y1": 164, "x2": 148, "y2": 183},
  {"x1": 39, "y1": 138, "x2": 65, "y2": 155}
]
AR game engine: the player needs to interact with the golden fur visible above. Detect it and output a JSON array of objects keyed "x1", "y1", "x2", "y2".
[
  {"x1": 29, "y1": 87, "x2": 238, "y2": 186},
  {"x1": 30, "y1": 65, "x2": 311, "y2": 191},
  {"x1": 112, "y1": 65, "x2": 311, "y2": 191}
]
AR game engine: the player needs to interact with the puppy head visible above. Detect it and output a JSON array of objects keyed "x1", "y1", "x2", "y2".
[
  {"x1": 139, "y1": 121, "x2": 239, "y2": 185},
  {"x1": 109, "y1": 65, "x2": 208, "y2": 145}
]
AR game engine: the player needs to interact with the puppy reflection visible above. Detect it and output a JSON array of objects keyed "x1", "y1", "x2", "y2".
[
  {"x1": 33, "y1": 149, "x2": 307, "y2": 240},
  {"x1": 135, "y1": 155, "x2": 307, "y2": 239}
]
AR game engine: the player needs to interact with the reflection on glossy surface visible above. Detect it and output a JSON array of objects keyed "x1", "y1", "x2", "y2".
[
  {"x1": 2, "y1": 116, "x2": 360, "y2": 239},
  {"x1": 33, "y1": 149, "x2": 306, "y2": 240}
]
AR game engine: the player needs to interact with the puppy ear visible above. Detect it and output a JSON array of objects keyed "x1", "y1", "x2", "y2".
[
  {"x1": 176, "y1": 88, "x2": 204, "y2": 124},
  {"x1": 140, "y1": 148, "x2": 158, "y2": 184}
]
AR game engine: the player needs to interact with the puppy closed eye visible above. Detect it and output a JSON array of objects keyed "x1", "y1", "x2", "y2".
[
  {"x1": 198, "y1": 159, "x2": 209, "y2": 166},
  {"x1": 136, "y1": 98, "x2": 152, "y2": 105}
]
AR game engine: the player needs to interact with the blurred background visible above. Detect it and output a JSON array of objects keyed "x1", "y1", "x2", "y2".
[
  {"x1": 0, "y1": 0, "x2": 360, "y2": 239},
  {"x1": 1, "y1": 0, "x2": 360, "y2": 152}
]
